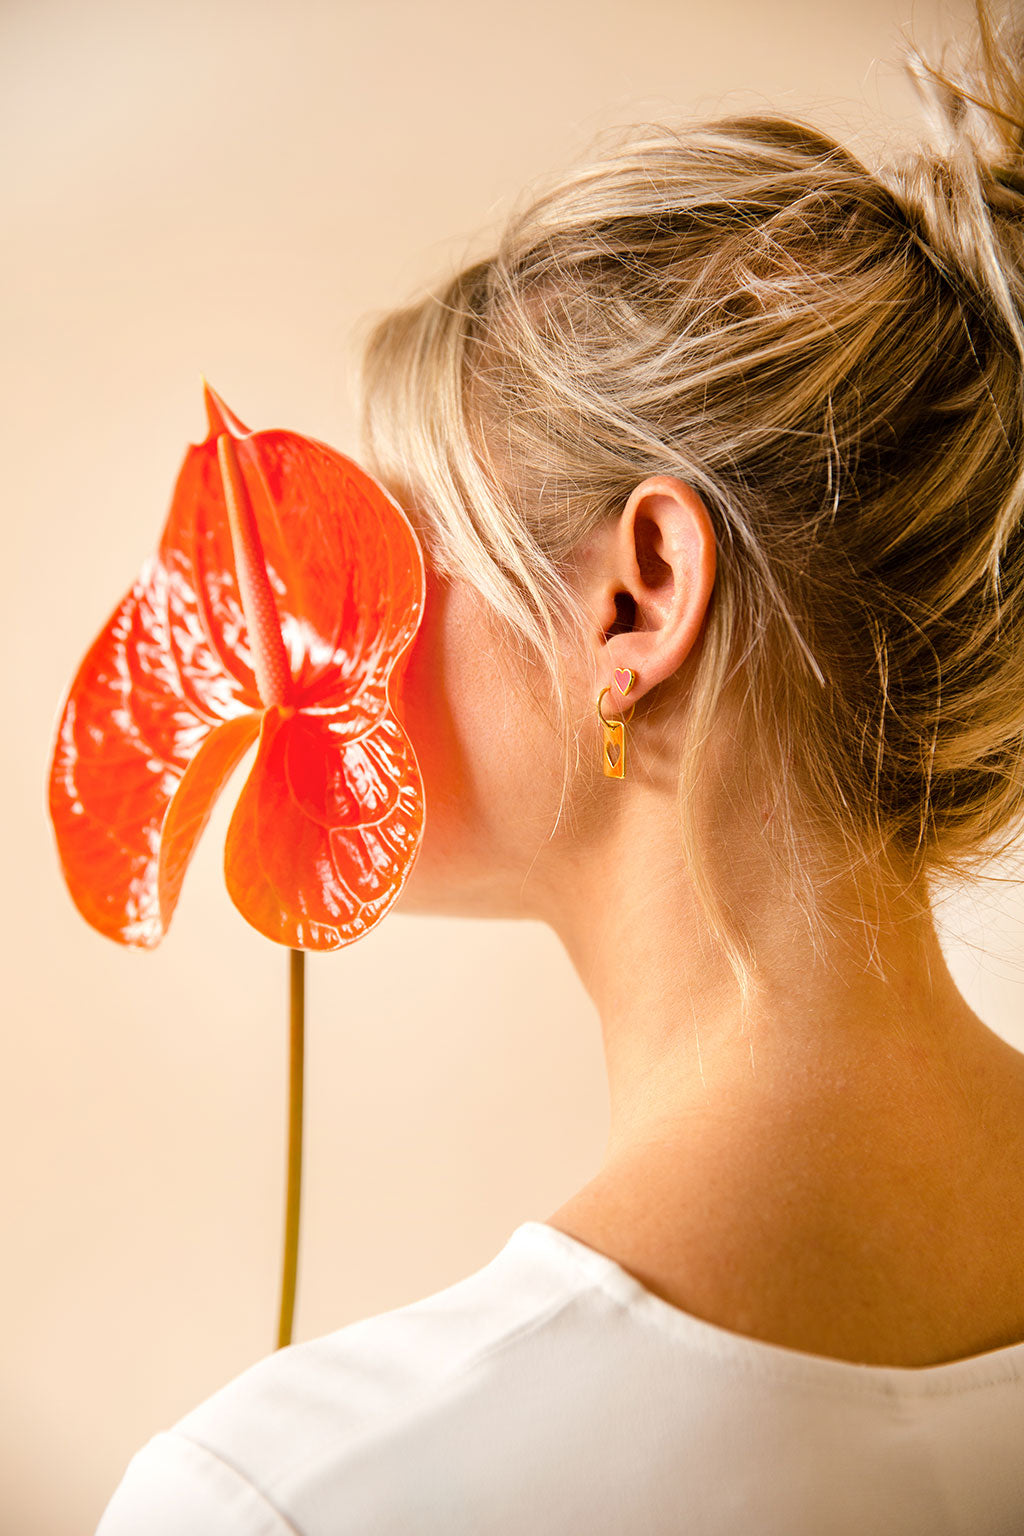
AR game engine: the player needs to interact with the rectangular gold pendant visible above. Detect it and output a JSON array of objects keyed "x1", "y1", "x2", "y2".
[{"x1": 602, "y1": 719, "x2": 625, "y2": 778}]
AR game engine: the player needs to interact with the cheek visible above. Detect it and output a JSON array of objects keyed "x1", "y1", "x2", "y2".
[
  {"x1": 427, "y1": 581, "x2": 500, "y2": 793},
  {"x1": 392, "y1": 571, "x2": 560, "y2": 847},
  {"x1": 389, "y1": 574, "x2": 453, "y2": 781},
  {"x1": 390, "y1": 569, "x2": 507, "y2": 828},
  {"x1": 397, "y1": 579, "x2": 512, "y2": 820}
]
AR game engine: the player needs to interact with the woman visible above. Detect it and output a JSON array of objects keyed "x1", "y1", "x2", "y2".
[{"x1": 96, "y1": 0, "x2": 1024, "y2": 1530}]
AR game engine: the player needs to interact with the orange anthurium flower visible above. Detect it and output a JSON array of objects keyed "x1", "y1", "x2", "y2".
[{"x1": 47, "y1": 380, "x2": 427, "y2": 952}]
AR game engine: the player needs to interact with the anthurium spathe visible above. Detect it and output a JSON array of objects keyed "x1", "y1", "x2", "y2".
[{"x1": 47, "y1": 380, "x2": 427, "y2": 952}]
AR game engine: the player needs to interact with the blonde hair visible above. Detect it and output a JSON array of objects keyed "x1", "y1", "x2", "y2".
[{"x1": 355, "y1": 0, "x2": 1024, "y2": 1009}]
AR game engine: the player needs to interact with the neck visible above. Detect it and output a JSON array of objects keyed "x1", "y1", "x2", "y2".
[{"x1": 534, "y1": 779, "x2": 997, "y2": 1176}]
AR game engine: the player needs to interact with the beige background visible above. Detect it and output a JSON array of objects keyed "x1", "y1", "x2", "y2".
[{"x1": 5, "y1": 0, "x2": 1023, "y2": 1530}]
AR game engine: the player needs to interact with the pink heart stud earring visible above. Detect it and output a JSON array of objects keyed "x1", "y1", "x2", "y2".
[{"x1": 596, "y1": 667, "x2": 636, "y2": 779}]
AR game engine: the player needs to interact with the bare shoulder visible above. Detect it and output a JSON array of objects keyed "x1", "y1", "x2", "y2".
[{"x1": 547, "y1": 1030, "x2": 1024, "y2": 1369}]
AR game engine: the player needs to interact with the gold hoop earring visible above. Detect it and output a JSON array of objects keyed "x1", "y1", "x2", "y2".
[{"x1": 596, "y1": 668, "x2": 636, "y2": 779}]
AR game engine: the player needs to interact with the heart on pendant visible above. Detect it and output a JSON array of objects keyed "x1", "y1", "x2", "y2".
[
  {"x1": 613, "y1": 666, "x2": 634, "y2": 696},
  {"x1": 605, "y1": 740, "x2": 621, "y2": 769}
]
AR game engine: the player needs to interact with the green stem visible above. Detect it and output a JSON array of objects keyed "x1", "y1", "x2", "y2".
[{"x1": 277, "y1": 948, "x2": 305, "y2": 1349}]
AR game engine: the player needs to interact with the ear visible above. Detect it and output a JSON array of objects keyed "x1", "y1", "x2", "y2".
[{"x1": 575, "y1": 475, "x2": 717, "y2": 711}]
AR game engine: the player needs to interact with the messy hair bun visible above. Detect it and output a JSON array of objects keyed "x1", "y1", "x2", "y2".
[
  {"x1": 877, "y1": 0, "x2": 1024, "y2": 576},
  {"x1": 882, "y1": 0, "x2": 1024, "y2": 368},
  {"x1": 357, "y1": 0, "x2": 1024, "y2": 1001}
]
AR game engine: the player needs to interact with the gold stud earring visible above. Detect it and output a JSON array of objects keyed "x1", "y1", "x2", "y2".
[{"x1": 596, "y1": 667, "x2": 636, "y2": 778}]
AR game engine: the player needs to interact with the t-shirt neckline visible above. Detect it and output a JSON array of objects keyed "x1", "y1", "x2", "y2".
[{"x1": 505, "y1": 1218, "x2": 1024, "y2": 1395}]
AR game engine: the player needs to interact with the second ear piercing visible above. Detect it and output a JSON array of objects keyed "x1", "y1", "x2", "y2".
[{"x1": 596, "y1": 667, "x2": 637, "y2": 778}]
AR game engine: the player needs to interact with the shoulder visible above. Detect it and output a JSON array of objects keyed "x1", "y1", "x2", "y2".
[
  {"x1": 93, "y1": 1228, "x2": 588, "y2": 1535},
  {"x1": 93, "y1": 1430, "x2": 295, "y2": 1535}
]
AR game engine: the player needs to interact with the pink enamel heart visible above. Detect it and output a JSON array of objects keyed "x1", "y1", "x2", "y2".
[{"x1": 613, "y1": 666, "x2": 634, "y2": 696}]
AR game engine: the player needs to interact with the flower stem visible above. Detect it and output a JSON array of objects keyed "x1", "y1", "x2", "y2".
[{"x1": 277, "y1": 947, "x2": 305, "y2": 1349}]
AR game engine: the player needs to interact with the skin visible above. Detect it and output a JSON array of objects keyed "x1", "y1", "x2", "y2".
[{"x1": 389, "y1": 474, "x2": 1024, "y2": 1368}]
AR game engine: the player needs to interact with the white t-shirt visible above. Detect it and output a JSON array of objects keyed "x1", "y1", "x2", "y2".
[{"x1": 94, "y1": 1219, "x2": 1024, "y2": 1535}]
